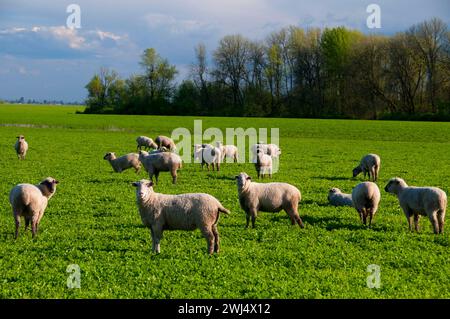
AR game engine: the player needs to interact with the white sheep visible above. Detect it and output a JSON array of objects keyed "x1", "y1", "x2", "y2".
[
  {"x1": 385, "y1": 177, "x2": 447, "y2": 234},
  {"x1": 132, "y1": 180, "x2": 230, "y2": 254},
  {"x1": 328, "y1": 188, "x2": 353, "y2": 207},
  {"x1": 353, "y1": 154, "x2": 381, "y2": 182},
  {"x1": 136, "y1": 136, "x2": 158, "y2": 151},
  {"x1": 139, "y1": 151, "x2": 182, "y2": 184},
  {"x1": 251, "y1": 143, "x2": 281, "y2": 162},
  {"x1": 155, "y1": 135, "x2": 177, "y2": 151},
  {"x1": 255, "y1": 149, "x2": 272, "y2": 178},
  {"x1": 15, "y1": 135, "x2": 28, "y2": 160},
  {"x1": 216, "y1": 142, "x2": 239, "y2": 163},
  {"x1": 194, "y1": 145, "x2": 221, "y2": 171},
  {"x1": 235, "y1": 172, "x2": 304, "y2": 228},
  {"x1": 9, "y1": 177, "x2": 59, "y2": 238},
  {"x1": 351, "y1": 182, "x2": 381, "y2": 226},
  {"x1": 103, "y1": 152, "x2": 141, "y2": 173}
]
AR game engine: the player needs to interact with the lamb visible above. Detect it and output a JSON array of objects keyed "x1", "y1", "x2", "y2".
[
  {"x1": 9, "y1": 177, "x2": 59, "y2": 238},
  {"x1": 235, "y1": 172, "x2": 304, "y2": 228},
  {"x1": 132, "y1": 180, "x2": 230, "y2": 254},
  {"x1": 216, "y1": 142, "x2": 238, "y2": 163},
  {"x1": 136, "y1": 136, "x2": 158, "y2": 151},
  {"x1": 139, "y1": 150, "x2": 182, "y2": 184},
  {"x1": 384, "y1": 177, "x2": 447, "y2": 234},
  {"x1": 103, "y1": 152, "x2": 141, "y2": 173},
  {"x1": 351, "y1": 182, "x2": 381, "y2": 226},
  {"x1": 15, "y1": 135, "x2": 28, "y2": 160},
  {"x1": 255, "y1": 149, "x2": 272, "y2": 178},
  {"x1": 155, "y1": 135, "x2": 177, "y2": 151},
  {"x1": 328, "y1": 188, "x2": 353, "y2": 207},
  {"x1": 353, "y1": 154, "x2": 381, "y2": 182}
]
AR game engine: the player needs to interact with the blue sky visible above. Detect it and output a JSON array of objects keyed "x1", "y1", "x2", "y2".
[{"x1": 0, "y1": 0, "x2": 449, "y2": 102}]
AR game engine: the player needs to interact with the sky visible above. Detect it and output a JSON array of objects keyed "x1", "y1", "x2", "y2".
[{"x1": 0, "y1": 0, "x2": 449, "y2": 102}]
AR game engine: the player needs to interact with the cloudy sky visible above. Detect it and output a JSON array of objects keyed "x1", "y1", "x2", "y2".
[{"x1": 0, "y1": 0, "x2": 449, "y2": 102}]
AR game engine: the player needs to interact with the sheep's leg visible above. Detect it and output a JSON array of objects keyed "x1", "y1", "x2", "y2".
[
  {"x1": 245, "y1": 212, "x2": 250, "y2": 228},
  {"x1": 24, "y1": 217, "x2": 31, "y2": 231},
  {"x1": 428, "y1": 212, "x2": 439, "y2": 234},
  {"x1": 286, "y1": 206, "x2": 305, "y2": 228},
  {"x1": 250, "y1": 209, "x2": 258, "y2": 228},
  {"x1": 149, "y1": 227, "x2": 156, "y2": 252},
  {"x1": 154, "y1": 171, "x2": 160, "y2": 184},
  {"x1": 368, "y1": 209, "x2": 374, "y2": 227},
  {"x1": 201, "y1": 226, "x2": 215, "y2": 255},
  {"x1": 413, "y1": 214, "x2": 420, "y2": 232},
  {"x1": 152, "y1": 227, "x2": 163, "y2": 254},
  {"x1": 14, "y1": 214, "x2": 20, "y2": 239},
  {"x1": 361, "y1": 208, "x2": 367, "y2": 225},
  {"x1": 31, "y1": 221, "x2": 38, "y2": 238},
  {"x1": 437, "y1": 210, "x2": 445, "y2": 234},
  {"x1": 171, "y1": 170, "x2": 177, "y2": 184},
  {"x1": 212, "y1": 225, "x2": 220, "y2": 253}
]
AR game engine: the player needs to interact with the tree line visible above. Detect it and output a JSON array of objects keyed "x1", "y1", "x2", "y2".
[{"x1": 84, "y1": 18, "x2": 450, "y2": 120}]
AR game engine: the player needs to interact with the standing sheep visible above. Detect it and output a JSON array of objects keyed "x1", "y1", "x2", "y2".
[
  {"x1": 353, "y1": 154, "x2": 381, "y2": 182},
  {"x1": 328, "y1": 188, "x2": 353, "y2": 207},
  {"x1": 136, "y1": 136, "x2": 158, "y2": 151},
  {"x1": 255, "y1": 149, "x2": 272, "y2": 178},
  {"x1": 351, "y1": 182, "x2": 381, "y2": 226},
  {"x1": 139, "y1": 151, "x2": 182, "y2": 184},
  {"x1": 15, "y1": 135, "x2": 28, "y2": 160},
  {"x1": 132, "y1": 180, "x2": 230, "y2": 255},
  {"x1": 384, "y1": 177, "x2": 447, "y2": 234},
  {"x1": 103, "y1": 152, "x2": 141, "y2": 173},
  {"x1": 194, "y1": 145, "x2": 221, "y2": 171},
  {"x1": 235, "y1": 172, "x2": 304, "y2": 228},
  {"x1": 9, "y1": 177, "x2": 59, "y2": 238},
  {"x1": 216, "y1": 142, "x2": 239, "y2": 163},
  {"x1": 251, "y1": 143, "x2": 281, "y2": 162},
  {"x1": 155, "y1": 135, "x2": 177, "y2": 151}
]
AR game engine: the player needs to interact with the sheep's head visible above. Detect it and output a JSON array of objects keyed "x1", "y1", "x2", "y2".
[
  {"x1": 39, "y1": 177, "x2": 59, "y2": 197},
  {"x1": 16, "y1": 135, "x2": 25, "y2": 140},
  {"x1": 235, "y1": 172, "x2": 251, "y2": 191},
  {"x1": 352, "y1": 166, "x2": 362, "y2": 177},
  {"x1": 132, "y1": 179, "x2": 154, "y2": 200},
  {"x1": 103, "y1": 152, "x2": 115, "y2": 160},
  {"x1": 384, "y1": 177, "x2": 407, "y2": 195},
  {"x1": 328, "y1": 188, "x2": 341, "y2": 200}
]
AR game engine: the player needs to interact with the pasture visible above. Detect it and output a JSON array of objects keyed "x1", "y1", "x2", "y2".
[{"x1": 0, "y1": 104, "x2": 449, "y2": 298}]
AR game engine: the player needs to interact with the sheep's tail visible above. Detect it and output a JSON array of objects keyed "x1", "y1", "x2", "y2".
[{"x1": 218, "y1": 205, "x2": 230, "y2": 215}]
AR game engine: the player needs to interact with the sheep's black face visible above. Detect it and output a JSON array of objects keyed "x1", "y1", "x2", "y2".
[
  {"x1": 103, "y1": 153, "x2": 110, "y2": 160},
  {"x1": 41, "y1": 178, "x2": 59, "y2": 194},
  {"x1": 352, "y1": 168, "x2": 359, "y2": 177}
]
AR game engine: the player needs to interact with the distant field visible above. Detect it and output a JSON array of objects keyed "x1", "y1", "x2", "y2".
[{"x1": 0, "y1": 103, "x2": 450, "y2": 298}]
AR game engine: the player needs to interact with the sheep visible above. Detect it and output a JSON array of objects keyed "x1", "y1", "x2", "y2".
[
  {"x1": 251, "y1": 143, "x2": 281, "y2": 162},
  {"x1": 103, "y1": 152, "x2": 141, "y2": 173},
  {"x1": 328, "y1": 188, "x2": 353, "y2": 207},
  {"x1": 132, "y1": 179, "x2": 230, "y2": 254},
  {"x1": 384, "y1": 177, "x2": 447, "y2": 234},
  {"x1": 235, "y1": 172, "x2": 304, "y2": 228},
  {"x1": 9, "y1": 177, "x2": 59, "y2": 238},
  {"x1": 351, "y1": 182, "x2": 381, "y2": 226},
  {"x1": 15, "y1": 135, "x2": 28, "y2": 160},
  {"x1": 136, "y1": 136, "x2": 158, "y2": 151},
  {"x1": 138, "y1": 150, "x2": 182, "y2": 184},
  {"x1": 216, "y1": 142, "x2": 239, "y2": 163},
  {"x1": 353, "y1": 154, "x2": 381, "y2": 182},
  {"x1": 255, "y1": 149, "x2": 272, "y2": 178},
  {"x1": 155, "y1": 135, "x2": 177, "y2": 151},
  {"x1": 194, "y1": 145, "x2": 221, "y2": 171}
]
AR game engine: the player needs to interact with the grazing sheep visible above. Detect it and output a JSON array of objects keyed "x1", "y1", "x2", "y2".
[
  {"x1": 255, "y1": 149, "x2": 272, "y2": 178},
  {"x1": 132, "y1": 180, "x2": 230, "y2": 254},
  {"x1": 136, "y1": 136, "x2": 158, "y2": 151},
  {"x1": 216, "y1": 142, "x2": 239, "y2": 163},
  {"x1": 353, "y1": 154, "x2": 381, "y2": 182},
  {"x1": 139, "y1": 151, "x2": 182, "y2": 184},
  {"x1": 15, "y1": 135, "x2": 28, "y2": 160},
  {"x1": 103, "y1": 152, "x2": 141, "y2": 173},
  {"x1": 351, "y1": 182, "x2": 381, "y2": 226},
  {"x1": 9, "y1": 177, "x2": 59, "y2": 238},
  {"x1": 155, "y1": 135, "x2": 176, "y2": 151},
  {"x1": 328, "y1": 188, "x2": 353, "y2": 207},
  {"x1": 235, "y1": 172, "x2": 304, "y2": 228},
  {"x1": 385, "y1": 177, "x2": 447, "y2": 234}
]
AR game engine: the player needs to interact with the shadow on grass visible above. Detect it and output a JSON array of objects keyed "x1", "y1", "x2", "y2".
[
  {"x1": 312, "y1": 176, "x2": 350, "y2": 181},
  {"x1": 302, "y1": 214, "x2": 389, "y2": 232}
]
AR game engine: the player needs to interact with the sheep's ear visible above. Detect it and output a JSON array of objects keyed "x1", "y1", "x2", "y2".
[
  {"x1": 54, "y1": 180, "x2": 59, "y2": 184},
  {"x1": 234, "y1": 175, "x2": 239, "y2": 179},
  {"x1": 147, "y1": 181, "x2": 154, "y2": 187},
  {"x1": 131, "y1": 182, "x2": 139, "y2": 187},
  {"x1": 246, "y1": 176, "x2": 251, "y2": 180}
]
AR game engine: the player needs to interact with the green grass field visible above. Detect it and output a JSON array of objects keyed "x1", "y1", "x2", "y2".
[{"x1": 1, "y1": 104, "x2": 449, "y2": 298}]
